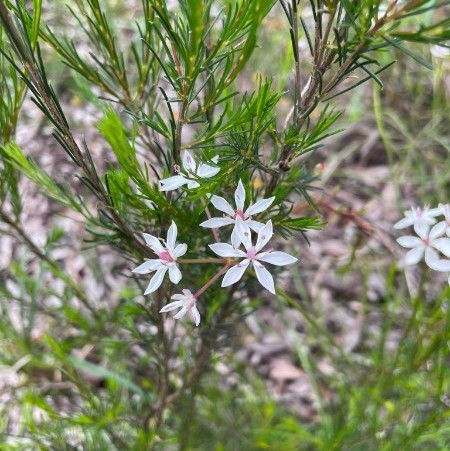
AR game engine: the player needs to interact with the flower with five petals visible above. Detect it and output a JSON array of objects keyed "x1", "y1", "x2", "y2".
[
  {"x1": 396, "y1": 221, "x2": 450, "y2": 271},
  {"x1": 200, "y1": 179, "x2": 275, "y2": 248},
  {"x1": 160, "y1": 289, "x2": 200, "y2": 326},
  {"x1": 209, "y1": 217, "x2": 297, "y2": 294},
  {"x1": 132, "y1": 221, "x2": 187, "y2": 294},
  {"x1": 159, "y1": 151, "x2": 219, "y2": 191},
  {"x1": 394, "y1": 205, "x2": 441, "y2": 237}
]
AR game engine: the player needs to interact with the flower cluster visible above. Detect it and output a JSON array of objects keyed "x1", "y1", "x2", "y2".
[
  {"x1": 395, "y1": 204, "x2": 450, "y2": 285},
  {"x1": 133, "y1": 151, "x2": 298, "y2": 326}
]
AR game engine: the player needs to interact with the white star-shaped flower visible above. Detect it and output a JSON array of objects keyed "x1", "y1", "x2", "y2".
[
  {"x1": 209, "y1": 217, "x2": 297, "y2": 294},
  {"x1": 159, "y1": 289, "x2": 200, "y2": 326},
  {"x1": 396, "y1": 222, "x2": 450, "y2": 271},
  {"x1": 132, "y1": 221, "x2": 187, "y2": 294},
  {"x1": 200, "y1": 179, "x2": 275, "y2": 248},
  {"x1": 159, "y1": 151, "x2": 219, "y2": 191},
  {"x1": 394, "y1": 205, "x2": 441, "y2": 237}
]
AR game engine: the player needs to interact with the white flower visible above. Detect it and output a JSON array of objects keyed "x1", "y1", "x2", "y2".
[
  {"x1": 132, "y1": 221, "x2": 187, "y2": 294},
  {"x1": 200, "y1": 179, "x2": 275, "y2": 248},
  {"x1": 159, "y1": 151, "x2": 219, "y2": 191},
  {"x1": 394, "y1": 205, "x2": 441, "y2": 237},
  {"x1": 159, "y1": 289, "x2": 200, "y2": 326},
  {"x1": 438, "y1": 203, "x2": 450, "y2": 237},
  {"x1": 209, "y1": 217, "x2": 297, "y2": 294},
  {"x1": 396, "y1": 222, "x2": 450, "y2": 271}
]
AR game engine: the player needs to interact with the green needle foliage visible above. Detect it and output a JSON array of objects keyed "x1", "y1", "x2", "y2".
[{"x1": 0, "y1": 0, "x2": 449, "y2": 448}]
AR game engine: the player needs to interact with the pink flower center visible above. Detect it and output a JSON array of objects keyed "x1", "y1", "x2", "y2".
[
  {"x1": 173, "y1": 164, "x2": 181, "y2": 173},
  {"x1": 159, "y1": 250, "x2": 173, "y2": 262},
  {"x1": 423, "y1": 238, "x2": 429, "y2": 246},
  {"x1": 233, "y1": 210, "x2": 245, "y2": 220},
  {"x1": 247, "y1": 248, "x2": 257, "y2": 260}
]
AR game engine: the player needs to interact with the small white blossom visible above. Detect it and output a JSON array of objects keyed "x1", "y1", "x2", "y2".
[
  {"x1": 396, "y1": 222, "x2": 450, "y2": 271},
  {"x1": 438, "y1": 203, "x2": 450, "y2": 237},
  {"x1": 394, "y1": 205, "x2": 441, "y2": 237},
  {"x1": 160, "y1": 289, "x2": 200, "y2": 326},
  {"x1": 132, "y1": 221, "x2": 187, "y2": 294},
  {"x1": 209, "y1": 217, "x2": 297, "y2": 294},
  {"x1": 200, "y1": 179, "x2": 275, "y2": 248},
  {"x1": 159, "y1": 151, "x2": 219, "y2": 191}
]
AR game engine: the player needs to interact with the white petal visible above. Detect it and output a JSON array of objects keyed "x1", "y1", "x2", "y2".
[
  {"x1": 429, "y1": 221, "x2": 446, "y2": 240},
  {"x1": 166, "y1": 221, "x2": 177, "y2": 250},
  {"x1": 396, "y1": 236, "x2": 423, "y2": 249},
  {"x1": 235, "y1": 216, "x2": 252, "y2": 250},
  {"x1": 235, "y1": 180, "x2": 246, "y2": 211},
  {"x1": 231, "y1": 224, "x2": 242, "y2": 249},
  {"x1": 191, "y1": 305, "x2": 201, "y2": 326},
  {"x1": 429, "y1": 258, "x2": 450, "y2": 272},
  {"x1": 183, "y1": 150, "x2": 196, "y2": 172},
  {"x1": 209, "y1": 243, "x2": 246, "y2": 258},
  {"x1": 144, "y1": 267, "x2": 167, "y2": 294},
  {"x1": 432, "y1": 238, "x2": 450, "y2": 257},
  {"x1": 160, "y1": 300, "x2": 184, "y2": 312},
  {"x1": 221, "y1": 260, "x2": 250, "y2": 287},
  {"x1": 143, "y1": 233, "x2": 164, "y2": 253},
  {"x1": 247, "y1": 219, "x2": 265, "y2": 232},
  {"x1": 172, "y1": 243, "x2": 187, "y2": 258},
  {"x1": 173, "y1": 306, "x2": 188, "y2": 319},
  {"x1": 187, "y1": 180, "x2": 200, "y2": 189},
  {"x1": 132, "y1": 259, "x2": 162, "y2": 274},
  {"x1": 425, "y1": 248, "x2": 442, "y2": 270},
  {"x1": 413, "y1": 221, "x2": 431, "y2": 239},
  {"x1": 257, "y1": 251, "x2": 298, "y2": 266},
  {"x1": 448, "y1": 274, "x2": 450, "y2": 286},
  {"x1": 404, "y1": 247, "x2": 424, "y2": 265},
  {"x1": 245, "y1": 197, "x2": 275, "y2": 216},
  {"x1": 428, "y1": 207, "x2": 442, "y2": 217},
  {"x1": 197, "y1": 162, "x2": 220, "y2": 178},
  {"x1": 159, "y1": 175, "x2": 187, "y2": 191},
  {"x1": 255, "y1": 220, "x2": 273, "y2": 253},
  {"x1": 169, "y1": 264, "x2": 182, "y2": 284},
  {"x1": 200, "y1": 217, "x2": 235, "y2": 228},
  {"x1": 253, "y1": 262, "x2": 276, "y2": 294},
  {"x1": 211, "y1": 195, "x2": 235, "y2": 216},
  {"x1": 393, "y1": 217, "x2": 414, "y2": 229}
]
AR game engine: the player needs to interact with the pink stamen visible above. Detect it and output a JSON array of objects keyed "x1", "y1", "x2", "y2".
[
  {"x1": 174, "y1": 164, "x2": 181, "y2": 173},
  {"x1": 159, "y1": 250, "x2": 173, "y2": 262},
  {"x1": 423, "y1": 238, "x2": 429, "y2": 246},
  {"x1": 233, "y1": 210, "x2": 245, "y2": 220}
]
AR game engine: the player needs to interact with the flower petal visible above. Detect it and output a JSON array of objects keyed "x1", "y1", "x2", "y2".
[
  {"x1": 132, "y1": 259, "x2": 162, "y2": 274},
  {"x1": 200, "y1": 217, "x2": 235, "y2": 228},
  {"x1": 187, "y1": 180, "x2": 200, "y2": 189},
  {"x1": 173, "y1": 306, "x2": 189, "y2": 319},
  {"x1": 191, "y1": 305, "x2": 201, "y2": 326},
  {"x1": 211, "y1": 195, "x2": 235, "y2": 216},
  {"x1": 183, "y1": 150, "x2": 196, "y2": 172},
  {"x1": 160, "y1": 300, "x2": 184, "y2": 312},
  {"x1": 166, "y1": 221, "x2": 177, "y2": 250},
  {"x1": 143, "y1": 233, "x2": 164, "y2": 253},
  {"x1": 432, "y1": 238, "x2": 450, "y2": 257},
  {"x1": 255, "y1": 220, "x2": 273, "y2": 253},
  {"x1": 159, "y1": 175, "x2": 187, "y2": 191},
  {"x1": 253, "y1": 262, "x2": 275, "y2": 294},
  {"x1": 209, "y1": 243, "x2": 246, "y2": 258},
  {"x1": 245, "y1": 197, "x2": 275, "y2": 216},
  {"x1": 197, "y1": 162, "x2": 220, "y2": 178},
  {"x1": 172, "y1": 243, "x2": 188, "y2": 258},
  {"x1": 404, "y1": 247, "x2": 424, "y2": 265},
  {"x1": 169, "y1": 264, "x2": 182, "y2": 284},
  {"x1": 257, "y1": 251, "x2": 298, "y2": 266},
  {"x1": 144, "y1": 267, "x2": 167, "y2": 294},
  {"x1": 396, "y1": 236, "x2": 423, "y2": 249},
  {"x1": 221, "y1": 260, "x2": 250, "y2": 287},
  {"x1": 235, "y1": 216, "x2": 252, "y2": 250},
  {"x1": 235, "y1": 180, "x2": 246, "y2": 211},
  {"x1": 429, "y1": 221, "x2": 446, "y2": 240},
  {"x1": 247, "y1": 219, "x2": 265, "y2": 232},
  {"x1": 413, "y1": 220, "x2": 431, "y2": 239},
  {"x1": 393, "y1": 217, "x2": 414, "y2": 229}
]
